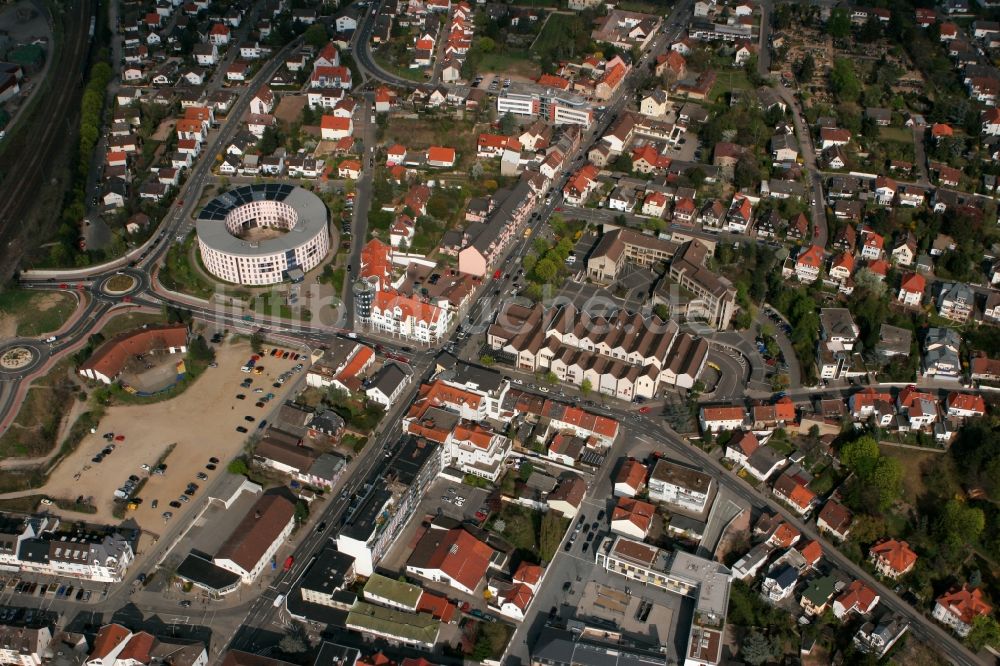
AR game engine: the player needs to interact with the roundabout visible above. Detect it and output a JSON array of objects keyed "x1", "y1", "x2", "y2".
[
  {"x1": 0, "y1": 343, "x2": 42, "y2": 376},
  {"x1": 97, "y1": 269, "x2": 146, "y2": 298}
]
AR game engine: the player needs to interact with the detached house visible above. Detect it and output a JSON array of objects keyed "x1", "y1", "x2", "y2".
[
  {"x1": 869, "y1": 539, "x2": 918, "y2": 579},
  {"x1": 794, "y1": 245, "x2": 824, "y2": 283},
  {"x1": 896, "y1": 272, "x2": 925, "y2": 307},
  {"x1": 933, "y1": 585, "x2": 993, "y2": 637}
]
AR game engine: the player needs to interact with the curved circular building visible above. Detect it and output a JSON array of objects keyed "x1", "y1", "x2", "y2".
[{"x1": 196, "y1": 184, "x2": 330, "y2": 285}]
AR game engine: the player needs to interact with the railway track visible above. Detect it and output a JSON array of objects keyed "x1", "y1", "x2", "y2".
[{"x1": 0, "y1": 0, "x2": 94, "y2": 274}]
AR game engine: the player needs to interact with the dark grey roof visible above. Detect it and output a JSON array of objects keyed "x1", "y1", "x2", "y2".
[
  {"x1": 176, "y1": 551, "x2": 241, "y2": 591},
  {"x1": 299, "y1": 543, "x2": 355, "y2": 597},
  {"x1": 368, "y1": 362, "x2": 410, "y2": 398},
  {"x1": 308, "y1": 453, "x2": 346, "y2": 482},
  {"x1": 313, "y1": 642, "x2": 360, "y2": 666}
]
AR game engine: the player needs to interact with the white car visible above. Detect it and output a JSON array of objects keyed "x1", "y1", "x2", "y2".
[{"x1": 140, "y1": 464, "x2": 150, "y2": 472}]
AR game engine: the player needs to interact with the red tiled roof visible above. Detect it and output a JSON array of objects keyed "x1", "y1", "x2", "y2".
[
  {"x1": 409, "y1": 528, "x2": 495, "y2": 592},
  {"x1": 612, "y1": 497, "x2": 656, "y2": 533},
  {"x1": 80, "y1": 325, "x2": 188, "y2": 381},
  {"x1": 870, "y1": 539, "x2": 918, "y2": 574},
  {"x1": 796, "y1": 245, "x2": 825, "y2": 269},
  {"x1": 797, "y1": 539, "x2": 823, "y2": 565},
  {"x1": 321, "y1": 115, "x2": 351, "y2": 131},
  {"x1": 427, "y1": 146, "x2": 456, "y2": 164},
  {"x1": 836, "y1": 580, "x2": 879, "y2": 614},
  {"x1": 900, "y1": 272, "x2": 925, "y2": 294},
  {"x1": 90, "y1": 624, "x2": 131, "y2": 660},
  {"x1": 614, "y1": 459, "x2": 648, "y2": 491},
  {"x1": 936, "y1": 585, "x2": 993, "y2": 625},
  {"x1": 947, "y1": 392, "x2": 985, "y2": 414}
]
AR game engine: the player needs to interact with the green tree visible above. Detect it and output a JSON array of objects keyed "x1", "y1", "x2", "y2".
[
  {"x1": 966, "y1": 615, "x2": 1000, "y2": 651},
  {"x1": 227, "y1": 458, "x2": 249, "y2": 476},
  {"x1": 830, "y1": 58, "x2": 861, "y2": 102},
  {"x1": 742, "y1": 631, "x2": 778, "y2": 666},
  {"x1": 519, "y1": 461, "x2": 534, "y2": 481},
  {"x1": 827, "y1": 8, "x2": 851, "y2": 39},
  {"x1": 580, "y1": 378, "x2": 593, "y2": 395},
  {"x1": 480, "y1": 354, "x2": 495, "y2": 366},
  {"x1": 249, "y1": 332, "x2": 264, "y2": 353},
  {"x1": 796, "y1": 53, "x2": 816, "y2": 83},
  {"x1": 533, "y1": 258, "x2": 559, "y2": 283},
  {"x1": 294, "y1": 500, "x2": 309, "y2": 523},
  {"x1": 303, "y1": 23, "x2": 328, "y2": 49},
  {"x1": 499, "y1": 112, "x2": 517, "y2": 135},
  {"x1": 839, "y1": 436, "x2": 880, "y2": 474}
]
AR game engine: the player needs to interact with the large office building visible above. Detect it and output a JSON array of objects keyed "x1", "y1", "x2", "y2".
[
  {"x1": 497, "y1": 82, "x2": 595, "y2": 128},
  {"x1": 196, "y1": 184, "x2": 330, "y2": 285},
  {"x1": 594, "y1": 536, "x2": 732, "y2": 666}
]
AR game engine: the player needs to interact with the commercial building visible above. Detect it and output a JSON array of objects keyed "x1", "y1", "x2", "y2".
[
  {"x1": 337, "y1": 437, "x2": 442, "y2": 576},
  {"x1": 405, "y1": 526, "x2": 504, "y2": 596},
  {"x1": 594, "y1": 536, "x2": 731, "y2": 666},
  {"x1": 496, "y1": 82, "x2": 594, "y2": 128},
  {"x1": 0, "y1": 625, "x2": 50, "y2": 666},
  {"x1": 664, "y1": 241, "x2": 737, "y2": 330},
  {"x1": 345, "y1": 602, "x2": 441, "y2": 650},
  {"x1": 4, "y1": 514, "x2": 135, "y2": 583},
  {"x1": 196, "y1": 184, "x2": 330, "y2": 285}
]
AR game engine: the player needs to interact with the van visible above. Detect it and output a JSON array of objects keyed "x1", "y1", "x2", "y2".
[
  {"x1": 43, "y1": 336, "x2": 57, "y2": 343},
  {"x1": 273, "y1": 594, "x2": 286, "y2": 608}
]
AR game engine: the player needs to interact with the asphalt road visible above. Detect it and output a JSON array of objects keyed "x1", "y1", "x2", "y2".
[{"x1": 343, "y1": 92, "x2": 377, "y2": 328}]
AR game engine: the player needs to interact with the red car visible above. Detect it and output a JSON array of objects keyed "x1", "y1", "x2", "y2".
[
  {"x1": 639, "y1": 406, "x2": 651, "y2": 414},
  {"x1": 493, "y1": 269, "x2": 502, "y2": 279},
  {"x1": 282, "y1": 556, "x2": 294, "y2": 572},
  {"x1": 114, "y1": 435, "x2": 125, "y2": 441}
]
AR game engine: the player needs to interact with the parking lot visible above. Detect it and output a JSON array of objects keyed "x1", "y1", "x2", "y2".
[{"x1": 34, "y1": 337, "x2": 309, "y2": 530}]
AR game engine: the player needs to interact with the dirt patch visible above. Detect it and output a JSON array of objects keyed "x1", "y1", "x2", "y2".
[
  {"x1": 36, "y1": 339, "x2": 309, "y2": 528},
  {"x1": 274, "y1": 95, "x2": 306, "y2": 127},
  {"x1": 151, "y1": 119, "x2": 175, "y2": 142}
]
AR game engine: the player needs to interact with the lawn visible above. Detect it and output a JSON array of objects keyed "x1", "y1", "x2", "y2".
[
  {"x1": 0, "y1": 289, "x2": 78, "y2": 337},
  {"x1": 373, "y1": 50, "x2": 426, "y2": 82},
  {"x1": 478, "y1": 51, "x2": 540, "y2": 79},
  {"x1": 878, "y1": 126, "x2": 914, "y2": 143},
  {"x1": 709, "y1": 70, "x2": 752, "y2": 103},
  {"x1": 532, "y1": 12, "x2": 587, "y2": 55},
  {"x1": 383, "y1": 116, "x2": 480, "y2": 158},
  {"x1": 99, "y1": 312, "x2": 168, "y2": 338},
  {"x1": 158, "y1": 232, "x2": 218, "y2": 299},
  {"x1": 489, "y1": 503, "x2": 539, "y2": 554}
]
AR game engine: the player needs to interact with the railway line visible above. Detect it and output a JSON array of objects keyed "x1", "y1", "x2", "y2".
[{"x1": 0, "y1": 0, "x2": 95, "y2": 277}]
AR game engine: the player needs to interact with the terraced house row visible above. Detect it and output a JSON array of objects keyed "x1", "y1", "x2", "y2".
[{"x1": 488, "y1": 302, "x2": 708, "y2": 398}]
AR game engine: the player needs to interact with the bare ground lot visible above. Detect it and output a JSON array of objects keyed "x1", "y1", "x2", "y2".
[
  {"x1": 35, "y1": 339, "x2": 307, "y2": 531},
  {"x1": 274, "y1": 95, "x2": 306, "y2": 127}
]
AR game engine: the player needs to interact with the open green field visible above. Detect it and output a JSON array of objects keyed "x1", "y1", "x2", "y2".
[
  {"x1": 478, "y1": 51, "x2": 540, "y2": 79},
  {"x1": 533, "y1": 12, "x2": 587, "y2": 55},
  {"x1": 373, "y1": 51, "x2": 426, "y2": 82},
  {"x1": 880, "y1": 445, "x2": 942, "y2": 504},
  {"x1": 0, "y1": 289, "x2": 78, "y2": 337},
  {"x1": 709, "y1": 70, "x2": 752, "y2": 103},
  {"x1": 99, "y1": 312, "x2": 168, "y2": 339},
  {"x1": 878, "y1": 126, "x2": 914, "y2": 143}
]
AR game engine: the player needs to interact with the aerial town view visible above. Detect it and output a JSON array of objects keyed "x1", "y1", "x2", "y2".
[{"x1": 1, "y1": 0, "x2": 1000, "y2": 662}]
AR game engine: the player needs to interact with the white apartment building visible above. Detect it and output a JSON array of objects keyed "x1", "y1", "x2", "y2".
[{"x1": 647, "y1": 458, "x2": 713, "y2": 514}]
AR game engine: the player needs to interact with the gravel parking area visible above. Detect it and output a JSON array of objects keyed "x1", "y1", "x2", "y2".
[{"x1": 38, "y1": 339, "x2": 307, "y2": 531}]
